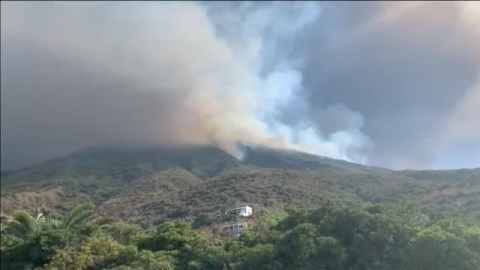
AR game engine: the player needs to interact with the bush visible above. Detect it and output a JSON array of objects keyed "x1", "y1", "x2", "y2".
[{"x1": 3, "y1": 202, "x2": 480, "y2": 270}]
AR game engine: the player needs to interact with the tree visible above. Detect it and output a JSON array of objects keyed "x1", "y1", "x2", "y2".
[
  {"x1": 101, "y1": 221, "x2": 143, "y2": 245},
  {"x1": 57, "y1": 202, "x2": 96, "y2": 230},
  {"x1": 1, "y1": 208, "x2": 46, "y2": 239},
  {"x1": 0, "y1": 202, "x2": 98, "y2": 269},
  {"x1": 406, "y1": 225, "x2": 480, "y2": 270},
  {"x1": 1, "y1": 202, "x2": 96, "y2": 237},
  {"x1": 3, "y1": 201, "x2": 480, "y2": 270}
]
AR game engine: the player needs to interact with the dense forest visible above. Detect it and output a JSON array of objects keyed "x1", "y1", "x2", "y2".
[
  {"x1": 1, "y1": 146, "x2": 480, "y2": 269},
  {"x1": 2, "y1": 201, "x2": 480, "y2": 270}
]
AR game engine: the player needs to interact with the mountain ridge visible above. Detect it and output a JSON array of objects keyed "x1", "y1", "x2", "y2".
[{"x1": 1, "y1": 144, "x2": 479, "y2": 224}]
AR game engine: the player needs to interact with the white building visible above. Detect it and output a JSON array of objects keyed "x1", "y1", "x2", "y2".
[{"x1": 227, "y1": 206, "x2": 253, "y2": 217}]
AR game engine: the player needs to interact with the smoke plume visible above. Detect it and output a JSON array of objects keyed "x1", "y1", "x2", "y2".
[
  {"x1": 1, "y1": 1, "x2": 370, "y2": 168},
  {"x1": 2, "y1": 1, "x2": 479, "y2": 169}
]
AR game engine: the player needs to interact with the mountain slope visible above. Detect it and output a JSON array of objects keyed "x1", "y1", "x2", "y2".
[
  {"x1": 98, "y1": 168, "x2": 202, "y2": 225},
  {"x1": 1, "y1": 145, "x2": 245, "y2": 185},
  {"x1": 1, "y1": 145, "x2": 479, "y2": 222},
  {"x1": 242, "y1": 145, "x2": 389, "y2": 173},
  {"x1": 0, "y1": 145, "x2": 246, "y2": 216}
]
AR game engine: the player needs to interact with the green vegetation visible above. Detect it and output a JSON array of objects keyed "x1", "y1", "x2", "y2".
[
  {"x1": 0, "y1": 202, "x2": 101, "y2": 269},
  {"x1": 1, "y1": 146, "x2": 479, "y2": 224},
  {"x1": 1, "y1": 146, "x2": 479, "y2": 269},
  {"x1": 2, "y1": 201, "x2": 480, "y2": 270}
]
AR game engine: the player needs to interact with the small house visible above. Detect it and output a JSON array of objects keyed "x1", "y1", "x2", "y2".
[{"x1": 227, "y1": 206, "x2": 253, "y2": 217}]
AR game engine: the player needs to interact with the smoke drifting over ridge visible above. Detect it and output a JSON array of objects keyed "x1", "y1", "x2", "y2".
[
  {"x1": 1, "y1": 1, "x2": 480, "y2": 170},
  {"x1": 1, "y1": 1, "x2": 369, "y2": 168}
]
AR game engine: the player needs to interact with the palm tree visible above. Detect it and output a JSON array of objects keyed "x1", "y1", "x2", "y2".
[
  {"x1": 57, "y1": 202, "x2": 96, "y2": 230},
  {"x1": 1, "y1": 202, "x2": 101, "y2": 269},
  {"x1": 0, "y1": 207, "x2": 46, "y2": 239},
  {"x1": 1, "y1": 202, "x2": 97, "y2": 239}
]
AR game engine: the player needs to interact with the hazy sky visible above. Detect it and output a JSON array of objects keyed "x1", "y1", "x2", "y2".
[{"x1": 1, "y1": 1, "x2": 479, "y2": 170}]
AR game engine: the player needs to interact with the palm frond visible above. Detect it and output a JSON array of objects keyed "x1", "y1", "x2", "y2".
[
  {"x1": 35, "y1": 207, "x2": 46, "y2": 224},
  {"x1": 61, "y1": 202, "x2": 95, "y2": 229},
  {"x1": 62, "y1": 210, "x2": 94, "y2": 229},
  {"x1": 2, "y1": 210, "x2": 40, "y2": 238},
  {"x1": 0, "y1": 212, "x2": 13, "y2": 232}
]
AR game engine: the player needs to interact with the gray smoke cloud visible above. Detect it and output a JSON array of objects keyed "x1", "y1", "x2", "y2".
[
  {"x1": 297, "y1": 1, "x2": 480, "y2": 169},
  {"x1": 1, "y1": 1, "x2": 479, "y2": 170}
]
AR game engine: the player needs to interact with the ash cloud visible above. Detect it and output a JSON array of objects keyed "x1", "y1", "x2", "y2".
[
  {"x1": 1, "y1": 1, "x2": 479, "y2": 170},
  {"x1": 1, "y1": 1, "x2": 367, "y2": 169},
  {"x1": 296, "y1": 1, "x2": 480, "y2": 169}
]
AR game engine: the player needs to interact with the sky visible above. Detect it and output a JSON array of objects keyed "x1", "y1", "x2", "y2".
[{"x1": 1, "y1": 1, "x2": 479, "y2": 170}]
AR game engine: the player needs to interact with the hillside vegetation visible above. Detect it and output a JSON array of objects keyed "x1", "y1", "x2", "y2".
[
  {"x1": 2, "y1": 201, "x2": 480, "y2": 270},
  {"x1": 1, "y1": 145, "x2": 480, "y2": 269},
  {"x1": 1, "y1": 145, "x2": 479, "y2": 223}
]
